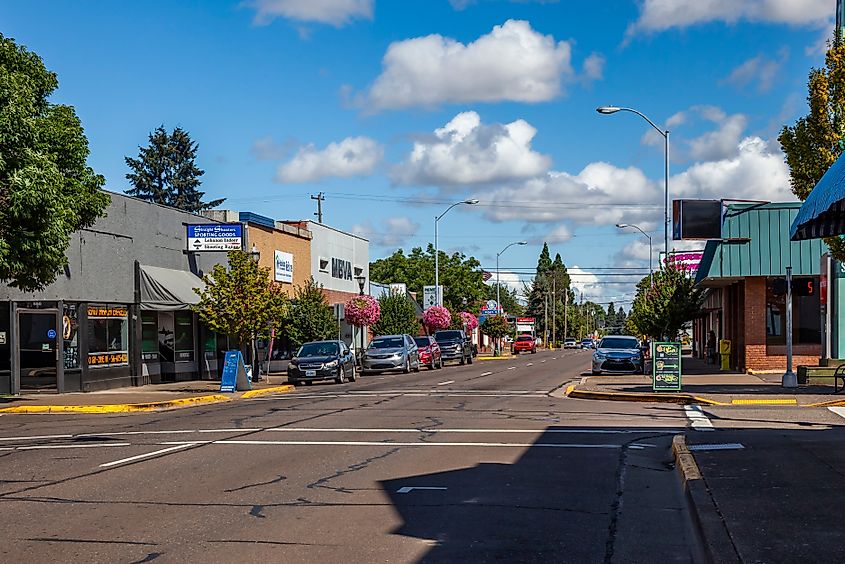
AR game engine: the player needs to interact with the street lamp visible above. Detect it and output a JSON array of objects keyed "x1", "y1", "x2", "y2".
[
  {"x1": 248, "y1": 244, "x2": 260, "y2": 381},
  {"x1": 597, "y1": 106, "x2": 670, "y2": 257},
  {"x1": 616, "y1": 223, "x2": 653, "y2": 285},
  {"x1": 354, "y1": 274, "x2": 367, "y2": 366},
  {"x1": 496, "y1": 241, "x2": 528, "y2": 314},
  {"x1": 435, "y1": 198, "x2": 479, "y2": 306}
]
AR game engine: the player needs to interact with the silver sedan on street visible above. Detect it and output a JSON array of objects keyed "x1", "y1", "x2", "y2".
[{"x1": 591, "y1": 336, "x2": 645, "y2": 375}]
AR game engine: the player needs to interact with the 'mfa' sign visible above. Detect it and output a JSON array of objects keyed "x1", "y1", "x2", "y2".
[{"x1": 331, "y1": 257, "x2": 353, "y2": 280}]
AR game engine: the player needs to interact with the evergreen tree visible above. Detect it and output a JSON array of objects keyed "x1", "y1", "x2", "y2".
[
  {"x1": 125, "y1": 126, "x2": 224, "y2": 212},
  {"x1": 371, "y1": 292, "x2": 420, "y2": 336},
  {"x1": 525, "y1": 243, "x2": 552, "y2": 333},
  {"x1": 0, "y1": 34, "x2": 110, "y2": 291},
  {"x1": 285, "y1": 278, "x2": 338, "y2": 347}
]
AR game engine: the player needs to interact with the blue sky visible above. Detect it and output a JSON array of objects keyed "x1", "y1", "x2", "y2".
[{"x1": 1, "y1": 0, "x2": 835, "y2": 306}]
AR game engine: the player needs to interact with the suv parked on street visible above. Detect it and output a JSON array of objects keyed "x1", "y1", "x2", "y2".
[
  {"x1": 434, "y1": 330, "x2": 473, "y2": 365},
  {"x1": 512, "y1": 334, "x2": 537, "y2": 354},
  {"x1": 414, "y1": 336, "x2": 443, "y2": 370},
  {"x1": 361, "y1": 334, "x2": 420, "y2": 374},
  {"x1": 288, "y1": 340, "x2": 356, "y2": 385},
  {"x1": 563, "y1": 338, "x2": 578, "y2": 349}
]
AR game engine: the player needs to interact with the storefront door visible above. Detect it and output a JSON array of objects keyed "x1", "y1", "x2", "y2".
[{"x1": 17, "y1": 309, "x2": 60, "y2": 391}]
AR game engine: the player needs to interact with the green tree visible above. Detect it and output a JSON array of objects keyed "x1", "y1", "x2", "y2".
[
  {"x1": 285, "y1": 277, "x2": 338, "y2": 347},
  {"x1": 481, "y1": 315, "x2": 511, "y2": 339},
  {"x1": 779, "y1": 35, "x2": 845, "y2": 259},
  {"x1": 627, "y1": 264, "x2": 703, "y2": 340},
  {"x1": 369, "y1": 244, "x2": 485, "y2": 311},
  {"x1": 0, "y1": 34, "x2": 110, "y2": 291},
  {"x1": 125, "y1": 126, "x2": 224, "y2": 212},
  {"x1": 193, "y1": 250, "x2": 289, "y2": 353},
  {"x1": 371, "y1": 292, "x2": 419, "y2": 336}
]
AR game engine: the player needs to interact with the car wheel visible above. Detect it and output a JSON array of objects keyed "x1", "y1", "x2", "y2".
[
  {"x1": 335, "y1": 365, "x2": 347, "y2": 384},
  {"x1": 413, "y1": 358, "x2": 421, "y2": 372},
  {"x1": 591, "y1": 370, "x2": 601, "y2": 375},
  {"x1": 514, "y1": 349, "x2": 519, "y2": 355},
  {"x1": 467, "y1": 352, "x2": 473, "y2": 365},
  {"x1": 437, "y1": 356, "x2": 444, "y2": 369},
  {"x1": 305, "y1": 380, "x2": 313, "y2": 385},
  {"x1": 403, "y1": 357, "x2": 411, "y2": 374},
  {"x1": 348, "y1": 364, "x2": 357, "y2": 382},
  {"x1": 459, "y1": 353, "x2": 466, "y2": 366},
  {"x1": 290, "y1": 379, "x2": 300, "y2": 386},
  {"x1": 428, "y1": 358, "x2": 436, "y2": 370}
]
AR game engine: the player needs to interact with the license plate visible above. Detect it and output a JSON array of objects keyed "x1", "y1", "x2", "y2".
[{"x1": 305, "y1": 370, "x2": 316, "y2": 377}]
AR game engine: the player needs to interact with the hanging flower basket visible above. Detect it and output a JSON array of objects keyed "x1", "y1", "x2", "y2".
[
  {"x1": 344, "y1": 294, "x2": 380, "y2": 326},
  {"x1": 423, "y1": 305, "x2": 451, "y2": 331},
  {"x1": 460, "y1": 311, "x2": 479, "y2": 331}
]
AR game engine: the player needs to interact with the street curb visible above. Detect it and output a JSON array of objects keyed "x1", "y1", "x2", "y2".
[
  {"x1": 240, "y1": 385, "x2": 295, "y2": 399},
  {"x1": 477, "y1": 356, "x2": 513, "y2": 360},
  {"x1": 566, "y1": 388, "x2": 727, "y2": 406},
  {"x1": 673, "y1": 435, "x2": 741, "y2": 564},
  {"x1": 803, "y1": 398, "x2": 845, "y2": 408},
  {"x1": 0, "y1": 394, "x2": 231, "y2": 414}
]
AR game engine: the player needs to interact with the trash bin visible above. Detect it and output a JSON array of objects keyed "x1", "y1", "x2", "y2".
[{"x1": 719, "y1": 339, "x2": 731, "y2": 371}]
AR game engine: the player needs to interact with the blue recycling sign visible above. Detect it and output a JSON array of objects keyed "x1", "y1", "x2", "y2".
[
  {"x1": 187, "y1": 223, "x2": 243, "y2": 252},
  {"x1": 46, "y1": 329, "x2": 57, "y2": 339}
]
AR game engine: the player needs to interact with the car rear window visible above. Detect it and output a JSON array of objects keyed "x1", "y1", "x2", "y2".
[
  {"x1": 435, "y1": 331, "x2": 463, "y2": 342},
  {"x1": 517, "y1": 335, "x2": 533, "y2": 342},
  {"x1": 413, "y1": 337, "x2": 430, "y2": 347}
]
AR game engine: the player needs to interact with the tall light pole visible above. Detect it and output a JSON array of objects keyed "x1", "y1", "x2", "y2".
[
  {"x1": 616, "y1": 223, "x2": 653, "y2": 286},
  {"x1": 354, "y1": 274, "x2": 366, "y2": 366},
  {"x1": 435, "y1": 199, "x2": 479, "y2": 306},
  {"x1": 496, "y1": 241, "x2": 528, "y2": 313},
  {"x1": 597, "y1": 106, "x2": 670, "y2": 257}
]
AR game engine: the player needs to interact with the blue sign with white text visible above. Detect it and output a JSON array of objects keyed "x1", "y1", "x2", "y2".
[
  {"x1": 187, "y1": 223, "x2": 243, "y2": 252},
  {"x1": 220, "y1": 350, "x2": 251, "y2": 392},
  {"x1": 46, "y1": 329, "x2": 57, "y2": 339}
]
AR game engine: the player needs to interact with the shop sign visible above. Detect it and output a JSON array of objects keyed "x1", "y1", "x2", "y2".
[
  {"x1": 274, "y1": 250, "x2": 293, "y2": 283},
  {"x1": 87, "y1": 306, "x2": 128, "y2": 318},
  {"x1": 331, "y1": 257, "x2": 353, "y2": 280},
  {"x1": 0, "y1": 332, "x2": 5, "y2": 345},
  {"x1": 186, "y1": 223, "x2": 243, "y2": 252},
  {"x1": 88, "y1": 352, "x2": 129, "y2": 366},
  {"x1": 652, "y1": 342, "x2": 682, "y2": 391},
  {"x1": 423, "y1": 285, "x2": 438, "y2": 310}
]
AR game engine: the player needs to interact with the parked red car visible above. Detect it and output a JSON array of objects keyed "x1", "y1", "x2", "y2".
[
  {"x1": 512, "y1": 334, "x2": 537, "y2": 354},
  {"x1": 414, "y1": 336, "x2": 444, "y2": 369}
]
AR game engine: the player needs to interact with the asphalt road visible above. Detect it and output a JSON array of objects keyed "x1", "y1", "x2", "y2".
[{"x1": 0, "y1": 349, "x2": 704, "y2": 563}]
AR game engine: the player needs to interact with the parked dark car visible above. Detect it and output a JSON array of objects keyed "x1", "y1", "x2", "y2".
[
  {"x1": 288, "y1": 340, "x2": 356, "y2": 385},
  {"x1": 434, "y1": 330, "x2": 473, "y2": 365},
  {"x1": 361, "y1": 334, "x2": 420, "y2": 374},
  {"x1": 591, "y1": 336, "x2": 645, "y2": 375},
  {"x1": 414, "y1": 336, "x2": 443, "y2": 370}
]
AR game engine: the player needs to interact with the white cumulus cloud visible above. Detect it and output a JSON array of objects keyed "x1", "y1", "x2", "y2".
[
  {"x1": 362, "y1": 19, "x2": 573, "y2": 110},
  {"x1": 393, "y1": 111, "x2": 551, "y2": 187},
  {"x1": 351, "y1": 217, "x2": 420, "y2": 248},
  {"x1": 275, "y1": 136, "x2": 383, "y2": 183},
  {"x1": 627, "y1": 0, "x2": 831, "y2": 37},
  {"x1": 245, "y1": 0, "x2": 373, "y2": 26}
]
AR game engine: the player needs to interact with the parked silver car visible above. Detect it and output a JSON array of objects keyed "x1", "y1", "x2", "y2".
[{"x1": 361, "y1": 334, "x2": 421, "y2": 374}]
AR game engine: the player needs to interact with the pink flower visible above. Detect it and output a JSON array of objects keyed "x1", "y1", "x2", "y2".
[
  {"x1": 460, "y1": 311, "x2": 478, "y2": 331},
  {"x1": 345, "y1": 295, "x2": 381, "y2": 326},
  {"x1": 423, "y1": 305, "x2": 451, "y2": 331}
]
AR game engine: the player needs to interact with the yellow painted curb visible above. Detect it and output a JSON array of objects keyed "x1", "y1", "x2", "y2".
[
  {"x1": 477, "y1": 356, "x2": 513, "y2": 360},
  {"x1": 241, "y1": 385, "x2": 295, "y2": 399},
  {"x1": 804, "y1": 398, "x2": 845, "y2": 408},
  {"x1": 0, "y1": 394, "x2": 231, "y2": 414},
  {"x1": 567, "y1": 388, "x2": 728, "y2": 406},
  {"x1": 731, "y1": 398, "x2": 797, "y2": 405},
  {"x1": 565, "y1": 384, "x2": 576, "y2": 396}
]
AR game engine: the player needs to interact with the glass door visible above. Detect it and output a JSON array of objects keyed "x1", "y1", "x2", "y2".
[{"x1": 18, "y1": 310, "x2": 59, "y2": 391}]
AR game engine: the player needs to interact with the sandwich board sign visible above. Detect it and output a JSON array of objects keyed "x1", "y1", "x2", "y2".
[
  {"x1": 652, "y1": 342, "x2": 682, "y2": 391},
  {"x1": 220, "y1": 350, "x2": 252, "y2": 392}
]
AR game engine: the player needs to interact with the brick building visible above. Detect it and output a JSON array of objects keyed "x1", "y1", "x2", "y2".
[{"x1": 694, "y1": 202, "x2": 827, "y2": 372}]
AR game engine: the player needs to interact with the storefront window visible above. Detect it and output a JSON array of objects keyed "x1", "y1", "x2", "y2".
[
  {"x1": 86, "y1": 304, "x2": 129, "y2": 367},
  {"x1": 63, "y1": 304, "x2": 80, "y2": 370},
  {"x1": 766, "y1": 277, "x2": 821, "y2": 346},
  {"x1": 141, "y1": 311, "x2": 158, "y2": 362},
  {"x1": 204, "y1": 330, "x2": 217, "y2": 360},
  {"x1": 174, "y1": 311, "x2": 194, "y2": 362}
]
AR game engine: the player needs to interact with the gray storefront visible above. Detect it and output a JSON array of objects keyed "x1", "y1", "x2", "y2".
[{"x1": 0, "y1": 192, "x2": 230, "y2": 394}]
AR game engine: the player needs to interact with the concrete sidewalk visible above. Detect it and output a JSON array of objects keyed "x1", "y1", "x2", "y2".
[
  {"x1": 0, "y1": 376, "x2": 294, "y2": 413},
  {"x1": 567, "y1": 356, "x2": 845, "y2": 407}
]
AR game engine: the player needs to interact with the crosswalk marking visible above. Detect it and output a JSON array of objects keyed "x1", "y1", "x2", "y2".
[{"x1": 684, "y1": 405, "x2": 715, "y2": 431}]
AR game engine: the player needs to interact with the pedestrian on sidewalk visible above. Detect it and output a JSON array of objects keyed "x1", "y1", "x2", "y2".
[{"x1": 707, "y1": 330, "x2": 717, "y2": 364}]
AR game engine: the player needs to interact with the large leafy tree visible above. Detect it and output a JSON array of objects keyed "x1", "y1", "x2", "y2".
[
  {"x1": 779, "y1": 35, "x2": 845, "y2": 259},
  {"x1": 125, "y1": 126, "x2": 224, "y2": 212},
  {"x1": 285, "y1": 277, "x2": 338, "y2": 347},
  {"x1": 371, "y1": 292, "x2": 419, "y2": 336},
  {"x1": 369, "y1": 244, "x2": 485, "y2": 311},
  {"x1": 0, "y1": 34, "x2": 110, "y2": 291},
  {"x1": 193, "y1": 250, "x2": 289, "y2": 349},
  {"x1": 627, "y1": 264, "x2": 703, "y2": 340}
]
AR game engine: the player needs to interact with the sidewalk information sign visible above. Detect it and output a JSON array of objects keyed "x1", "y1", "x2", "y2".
[
  {"x1": 220, "y1": 350, "x2": 252, "y2": 392},
  {"x1": 652, "y1": 342, "x2": 682, "y2": 391}
]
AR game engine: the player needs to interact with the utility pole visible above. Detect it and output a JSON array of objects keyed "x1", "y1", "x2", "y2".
[
  {"x1": 311, "y1": 192, "x2": 325, "y2": 223},
  {"x1": 552, "y1": 277, "x2": 556, "y2": 346},
  {"x1": 564, "y1": 291, "x2": 568, "y2": 340},
  {"x1": 544, "y1": 295, "x2": 548, "y2": 349}
]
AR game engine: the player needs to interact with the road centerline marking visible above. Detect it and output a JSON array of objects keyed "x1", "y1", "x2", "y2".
[
  {"x1": 99, "y1": 443, "x2": 199, "y2": 468},
  {"x1": 437, "y1": 380, "x2": 455, "y2": 386},
  {"x1": 480, "y1": 371, "x2": 492, "y2": 376}
]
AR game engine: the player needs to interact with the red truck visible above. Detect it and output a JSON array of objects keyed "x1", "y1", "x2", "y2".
[{"x1": 512, "y1": 334, "x2": 537, "y2": 354}]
